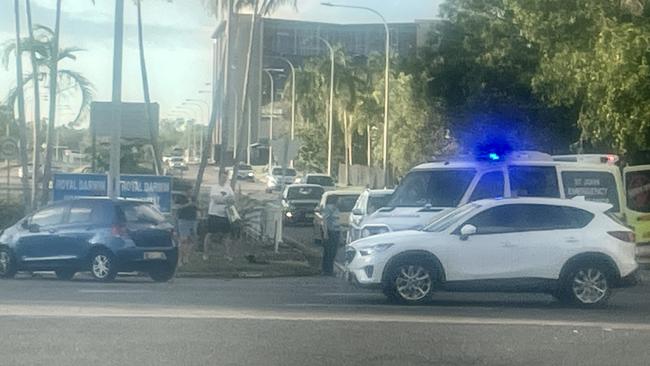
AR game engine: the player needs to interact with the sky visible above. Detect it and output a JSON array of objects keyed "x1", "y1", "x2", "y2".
[{"x1": 0, "y1": 0, "x2": 440, "y2": 127}]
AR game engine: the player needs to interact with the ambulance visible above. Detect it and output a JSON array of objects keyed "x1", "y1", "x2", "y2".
[{"x1": 355, "y1": 151, "x2": 650, "y2": 265}]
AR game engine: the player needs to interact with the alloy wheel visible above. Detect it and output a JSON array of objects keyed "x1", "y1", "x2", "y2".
[
  {"x1": 92, "y1": 254, "x2": 111, "y2": 279},
  {"x1": 395, "y1": 265, "x2": 432, "y2": 301},
  {"x1": 572, "y1": 268, "x2": 608, "y2": 304}
]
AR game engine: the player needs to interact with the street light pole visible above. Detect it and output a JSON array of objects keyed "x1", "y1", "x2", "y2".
[
  {"x1": 183, "y1": 101, "x2": 206, "y2": 123},
  {"x1": 322, "y1": 2, "x2": 389, "y2": 185},
  {"x1": 263, "y1": 69, "x2": 275, "y2": 171}
]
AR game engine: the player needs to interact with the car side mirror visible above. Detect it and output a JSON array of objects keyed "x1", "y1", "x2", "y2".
[
  {"x1": 352, "y1": 208, "x2": 363, "y2": 216},
  {"x1": 21, "y1": 220, "x2": 29, "y2": 229},
  {"x1": 459, "y1": 224, "x2": 477, "y2": 241},
  {"x1": 28, "y1": 223, "x2": 40, "y2": 233},
  {"x1": 314, "y1": 207, "x2": 321, "y2": 213}
]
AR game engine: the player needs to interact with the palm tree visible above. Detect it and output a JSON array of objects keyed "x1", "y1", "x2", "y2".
[
  {"x1": 25, "y1": 0, "x2": 41, "y2": 209},
  {"x1": 40, "y1": 0, "x2": 62, "y2": 205},
  {"x1": 134, "y1": 0, "x2": 165, "y2": 175},
  {"x1": 11, "y1": 0, "x2": 31, "y2": 210},
  {"x1": 3, "y1": 27, "x2": 95, "y2": 202}
]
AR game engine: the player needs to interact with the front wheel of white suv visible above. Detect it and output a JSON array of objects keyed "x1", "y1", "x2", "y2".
[
  {"x1": 383, "y1": 259, "x2": 438, "y2": 305},
  {"x1": 559, "y1": 264, "x2": 613, "y2": 307}
]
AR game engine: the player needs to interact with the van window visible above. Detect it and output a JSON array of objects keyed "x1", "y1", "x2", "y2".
[
  {"x1": 625, "y1": 170, "x2": 650, "y2": 213},
  {"x1": 469, "y1": 171, "x2": 504, "y2": 202},
  {"x1": 509, "y1": 166, "x2": 559, "y2": 198},
  {"x1": 388, "y1": 169, "x2": 476, "y2": 207},
  {"x1": 562, "y1": 171, "x2": 620, "y2": 212}
]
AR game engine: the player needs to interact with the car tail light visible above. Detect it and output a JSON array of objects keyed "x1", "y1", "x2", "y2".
[
  {"x1": 111, "y1": 224, "x2": 128, "y2": 238},
  {"x1": 608, "y1": 231, "x2": 635, "y2": 243}
]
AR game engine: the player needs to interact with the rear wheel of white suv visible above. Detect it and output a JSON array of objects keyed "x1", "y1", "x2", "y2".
[
  {"x1": 383, "y1": 259, "x2": 438, "y2": 305},
  {"x1": 559, "y1": 263, "x2": 613, "y2": 307}
]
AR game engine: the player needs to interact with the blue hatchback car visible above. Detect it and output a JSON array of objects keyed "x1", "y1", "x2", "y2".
[{"x1": 0, "y1": 198, "x2": 178, "y2": 282}]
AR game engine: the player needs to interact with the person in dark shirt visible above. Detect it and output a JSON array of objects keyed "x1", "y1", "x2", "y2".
[{"x1": 176, "y1": 190, "x2": 198, "y2": 266}]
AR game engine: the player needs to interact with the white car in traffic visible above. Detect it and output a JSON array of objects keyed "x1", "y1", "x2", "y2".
[{"x1": 345, "y1": 197, "x2": 638, "y2": 306}]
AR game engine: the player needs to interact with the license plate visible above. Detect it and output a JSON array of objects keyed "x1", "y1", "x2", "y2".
[{"x1": 144, "y1": 252, "x2": 166, "y2": 260}]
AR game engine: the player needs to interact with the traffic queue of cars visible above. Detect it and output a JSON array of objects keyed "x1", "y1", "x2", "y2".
[{"x1": 342, "y1": 150, "x2": 647, "y2": 306}]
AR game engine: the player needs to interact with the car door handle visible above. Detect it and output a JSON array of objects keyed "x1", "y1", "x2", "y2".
[
  {"x1": 48, "y1": 229, "x2": 57, "y2": 234},
  {"x1": 564, "y1": 237, "x2": 579, "y2": 243},
  {"x1": 501, "y1": 242, "x2": 516, "y2": 248}
]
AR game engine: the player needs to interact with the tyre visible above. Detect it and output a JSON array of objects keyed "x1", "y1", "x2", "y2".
[
  {"x1": 149, "y1": 263, "x2": 176, "y2": 282},
  {"x1": 0, "y1": 247, "x2": 17, "y2": 279},
  {"x1": 383, "y1": 259, "x2": 438, "y2": 305},
  {"x1": 559, "y1": 263, "x2": 613, "y2": 307},
  {"x1": 55, "y1": 269, "x2": 76, "y2": 281},
  {"x1": 89, "y1": 250, "x2": 118, "y2": 282}
]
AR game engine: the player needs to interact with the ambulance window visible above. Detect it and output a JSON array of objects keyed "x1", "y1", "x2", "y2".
[
  {"x1": 388, "y1": 169, "x2": 476, "y2": 207},
  {"x1": 469, "y1": 171, "x2": 504, "y2": 202},
  {"x1": 509, "y1": 166, "x2": 560, "y2": 198},
  {"x1": 625, "y1": 170, "x2": 650, "y2": 213},
  {"x1": 562, "y1": 171, "x2": 619, "y2": 212}
]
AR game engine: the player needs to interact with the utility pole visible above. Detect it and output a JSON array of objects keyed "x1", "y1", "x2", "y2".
[{"x1": 109, "y1": 0, "x2": 125, "y2": 199}]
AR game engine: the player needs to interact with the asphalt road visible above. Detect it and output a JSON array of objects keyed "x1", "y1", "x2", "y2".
[{"x1": 2, "y1": 274, "x2": 650, "y2": 366}]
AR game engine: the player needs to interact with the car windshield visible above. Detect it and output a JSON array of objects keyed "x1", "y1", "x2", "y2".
[
  {"x1": 367, "y1": 194, "x2": 393, "y2": 214},
  {"x1": 423, "y1": 203, "x2": 480, "y2": 232},
  {"x1": 388, "y1": 169, "x2": 476, "y2": 207},
  {"x1": 306, "y1": 176, "x2": 334, "y2": 186},
  {"x1": 237, "y1": 164, "x2": 252, "y2": 170},
  {"x1": 287, "y1": 186, "x2": 324, "y2": 200},
  {"x1": 272, "y1": 168, "x2": 296, "y2": 176},
  {"x1": 336, "y1": 195, "x2": 359, "y2": 212}
]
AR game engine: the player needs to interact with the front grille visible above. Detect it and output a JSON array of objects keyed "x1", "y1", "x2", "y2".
[{"x1": 345, "y1": 249, "x2": 356, "y2": 264}]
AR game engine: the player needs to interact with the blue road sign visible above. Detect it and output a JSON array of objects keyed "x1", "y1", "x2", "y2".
[
  {"x1": 53, "y1": 173, "x2": 173, "y2": 213},
  {"x1": 120, "y1": 174, "x2": 172, "y2": 213},
  {"x1": 53, "y1": 174, "x2": 108, "y2": 201}
]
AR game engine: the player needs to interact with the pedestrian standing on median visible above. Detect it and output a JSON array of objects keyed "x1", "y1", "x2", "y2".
[
  {"x1": 176, "y1": 189, "x2": 198, "y2": 267},
  {"x1": 204, "y1": 169, "x2": 235, "y2": 260},
  {"x1": 321, "y1": 197, "x2": 341, "y2": 276}
]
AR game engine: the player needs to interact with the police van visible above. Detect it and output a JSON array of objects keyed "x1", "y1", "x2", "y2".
[{"x1": 356, "y1": 151, "x2": 650, "y2": 264}]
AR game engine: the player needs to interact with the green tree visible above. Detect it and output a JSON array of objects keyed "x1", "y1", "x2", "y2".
[
  {"x1": 506, "y1": 0, "x2": 650, "y2": 155},
  {"x1": 424, "y1": 0, "x2": 578, "y2": 154}
]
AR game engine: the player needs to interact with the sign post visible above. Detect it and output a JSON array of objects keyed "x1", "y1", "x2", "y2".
[
  {"x1": 52, "y1": 173, "x2": 173, "y2": 213},
  {"x1": 0, "y1": 138, "x2": 18, "y2": 201}
]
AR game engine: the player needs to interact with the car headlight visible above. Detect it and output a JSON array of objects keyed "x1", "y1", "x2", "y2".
[
  {"x1": 359, "y1": 243, "x2": 394, "y2": 256},
  {"x1": 361, "y1": 225, "x2": 390, "y2": 238},
  {"x1": 247, "y1": 172, "x2": 254, "y2": 177}
]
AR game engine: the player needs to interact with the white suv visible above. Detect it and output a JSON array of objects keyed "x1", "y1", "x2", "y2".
[{"x1": 345, "y1": 197, "x2": 639, "y2": 306}]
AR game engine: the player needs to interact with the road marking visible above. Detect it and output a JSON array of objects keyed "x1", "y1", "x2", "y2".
[
  {"x1": 316, "y1": 292, "x2": 381, "y2": 297},
  {"x1": 1, "y1": 304, "x2": 650, "y2": 331},
  {"x1": 78, "y1": 290, "x2": 152, "y2": 294}
]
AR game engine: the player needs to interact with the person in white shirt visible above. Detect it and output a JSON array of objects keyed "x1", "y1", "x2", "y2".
[{"x1": 204, "y1": 169, "x2": 235, "y2": 258}]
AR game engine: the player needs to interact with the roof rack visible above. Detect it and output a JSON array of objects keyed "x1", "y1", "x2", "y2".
[{"x1": 552, "y1": 154, "x2": 619, "y2": 165}]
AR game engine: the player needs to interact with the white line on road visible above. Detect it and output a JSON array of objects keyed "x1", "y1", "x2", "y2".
[
  {"x1": 78, "y1": 290, "x2": 153, "y2": 294},
  {"x1": 1, "y1": 304, "x2": 650, "y2": 332}
]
